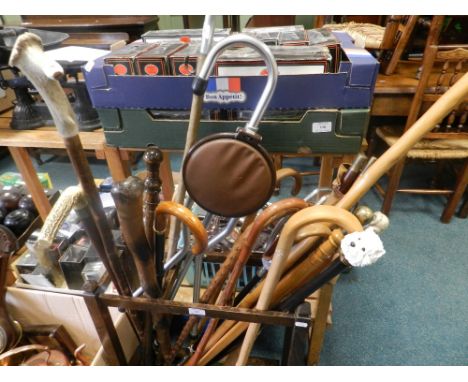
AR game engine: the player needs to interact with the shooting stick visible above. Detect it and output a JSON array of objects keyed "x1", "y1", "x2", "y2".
[{"x1": 166, "y1": 15, "x2": 215, "y2": 261}]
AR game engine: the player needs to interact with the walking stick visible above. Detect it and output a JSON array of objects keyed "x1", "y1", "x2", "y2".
[
  {"x1": 186, "y1": 197, "x2": 309, "y2": 365},
  {"x1": 143, "y1": 145, "x2": 163, "y2": 249},
  {"x1": 9, "y1": 32, "x2": 131, "y2": 297},
  {"x1": 165, "y1": 15, "x2": 215, "y2": 261},
  {"x1": 34, "y1": 186, "x2": 83, "y2": 287},
  {"x1": 278, "y1": 212, "x2": 389, "y2": 312},
  {"x1": 236, "y1": 73, "x2": 468, "y2": 365}
]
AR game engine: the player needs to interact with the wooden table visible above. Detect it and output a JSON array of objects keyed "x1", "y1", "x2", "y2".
[
  {"x1": 0, "y1": 112, "x2": 132, "y2": 221},
  {"x1": 0, "y1": 108, "x2": 180, "y2": 222},
  {"x1": 21, "y1": 16, "x2": 159, "y2": 42}
]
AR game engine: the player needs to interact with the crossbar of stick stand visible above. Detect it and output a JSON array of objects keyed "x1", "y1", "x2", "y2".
[{"x1": 81, "y1": 279, "x2": 329, "y2": 366}]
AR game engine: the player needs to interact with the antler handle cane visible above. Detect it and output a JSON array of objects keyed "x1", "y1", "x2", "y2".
[
  {"x1": 34, "y1": 186, "x2": 84, "y2": 286},
  {"x1": 9, "y1": 33, "x2": 131, "y2": 297}
]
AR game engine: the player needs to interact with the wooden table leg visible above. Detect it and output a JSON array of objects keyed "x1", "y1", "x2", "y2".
[
  {"x1": 307, "y1": 281, "x2": 334, "y2": 365},
  {"x1": 8, "y1": 147, "x2": 51, "y2": 221},
  {"x1": 319, "y1": 155, "x2": 335, "y2": 188},
  {"x1": 103, "y1": 146, "x2": 131, "y2": 182},
  {"x1": 160, "y1": 151, "x2": 174, "y2": 201}
]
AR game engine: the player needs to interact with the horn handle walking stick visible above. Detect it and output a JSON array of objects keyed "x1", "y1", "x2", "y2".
[
  {"x1": 9, "y1": 33, "x2": 131, "y2": 297},
  {"x1": 34, "y1": 186, "x2": 84, "y2": 286},
  {"x1": 166, "y1": 15, "x2": 215, "y2": 261}
]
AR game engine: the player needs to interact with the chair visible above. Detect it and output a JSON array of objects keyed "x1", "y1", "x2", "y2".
[
  {"x1": 322, "y1": 16, "x2": 445, "y2": 75},
  {"x1": 375, "y1": 43, "x2": 468, "y2": 223}
]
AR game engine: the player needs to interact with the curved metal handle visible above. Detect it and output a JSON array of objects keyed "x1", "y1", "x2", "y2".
[
  {"x1": 154, "y1": 201, "x2": 208, "y2": 256},
  {"x1": 192, "y1": 33, "x2": 278, "y2": 134}
]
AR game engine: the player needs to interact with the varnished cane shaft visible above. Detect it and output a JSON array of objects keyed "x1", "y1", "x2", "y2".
[
  {"x1": 203, "y1": 235, "x2": 320, "y2": 354},
  {"x1": 65, "y1": 136, "x2": 131, "y2": 296},
  {"x1": 187, "y1": 198, "x2": 309, "y2": 365},
  {"x1": 337, "y1": 72, "x2": 468, "y2": 210},
  {"x1": 168, "y1": 225, "x2": 252, "y2": 364},
  {"x1": 143, "y1": 146, "x2": 163, "y2": 248},
  {"x1": 198, "y1": 229, "x2": 344, "y2": 366},
  {"x1": 166, "y1": 15, "x2": 214, "y2": 261},
  {"x1": 111, "y1": 177, "x2": 161, "y2": 298}
]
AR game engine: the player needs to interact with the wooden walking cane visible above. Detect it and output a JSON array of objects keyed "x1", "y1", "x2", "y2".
[
  {"x1": 9, "y1": 33, "x2": 131, "y2": 297},
  {"x1": 197, "y1": 228, "x2": 351, "y2": 366},
  {"x1": 143, "y1": 146, "x2": 163, "y2": 249},
  {"x1": 236, "y1": 73, "x2": 468, "y2": 365},
  {"x1": 236, "y1": 205, "x2": 362, "y2": 365},
  {"x1": 167, "y1": 225, "x2": 253, "y2": 364},
  {"x1": 166, "y1": 15, "x2": 215, "y2": 261},
  {"x1": 200, "y1": 235, "x2": 323, "y2": 359},
  {"x1": 154, "y1": 201, "x2": 208, "y2": 289},
  {"x1": 275, "y1": 168, "x2": 303, "y2": 196},
  {"x1": 111, "y1": 176, "x2": 169, "y2": 364},
  {"x1": 186, "y1": 197, "x2": 309, "y2": 365},
  {"x1": 198, "y1": 223, "x2": 386, "y2": 366}
]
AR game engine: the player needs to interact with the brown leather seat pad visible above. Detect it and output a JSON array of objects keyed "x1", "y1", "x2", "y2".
[{"x1": 183, "y1": 137, "x2": 275, "y2": 217}]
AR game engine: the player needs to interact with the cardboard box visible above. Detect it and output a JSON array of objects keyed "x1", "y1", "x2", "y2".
[
  {"x1": 134, "y1": 43, "x2": 185, "y2": 76},
  {"x1": 84, "y1": 32, "x2": 379, "y2": 111},
  {"x1": 307, "y1": 28, "x2": 341, "y2": 73},
  {"x1": 243, "y1": 25, "x2": 308, "y2": 46},
  {"x1": 6, "y1": 285, "x2": 138, "y2": 364},
  {"x1": 104, "y1": 42, "x2": 159, "y2": 75},
  {"x1": 141, "y1": 28, "x2": 230, "y2": 44},
  {"x1": 169, "y1": 43, "x2": 200, "y2": 76}
]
